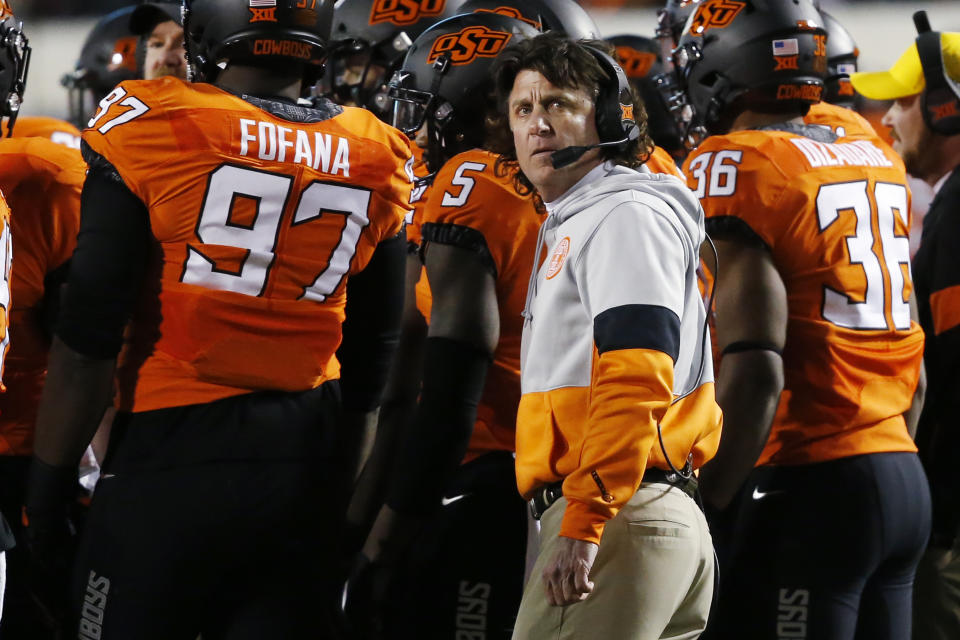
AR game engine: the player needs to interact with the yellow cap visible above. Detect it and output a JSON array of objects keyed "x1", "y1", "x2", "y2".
[{"x1": 851, "y1": 33, "x2": 960, "y2": 100}]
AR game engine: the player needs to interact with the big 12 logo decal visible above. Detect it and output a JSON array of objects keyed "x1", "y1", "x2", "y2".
[
  {"x1": 426, "y1": 26, "x2": 512, "y2": 65},
  {"x1": 369, "y1": 0, "x2": 446, "y2": 26}
]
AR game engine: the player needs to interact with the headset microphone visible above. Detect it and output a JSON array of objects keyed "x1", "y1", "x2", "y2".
[{"x1": 550, "y1": 135, "x2": 631, "y2": 169}]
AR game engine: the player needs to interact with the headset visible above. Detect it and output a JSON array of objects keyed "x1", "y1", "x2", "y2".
[
  {"x1": 550, "y1": 45, "x2": 641, "y2": 169},
  {"x1": 914, "y1": 11, "x2": 960, "y2": 136}
]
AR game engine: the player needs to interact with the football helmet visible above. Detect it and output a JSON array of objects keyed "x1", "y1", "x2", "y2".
[
  {"x1": 182, "y1": 0, "x2": 334, "y2": 83},
  {"x1": 389, "y1": 11, "x2": 537, "y2": 172},
  {"x1": 606, "y1": 34, "x2": 683, "y2": 158},
  {"x1": 662, "y1": 0, "x2": 827, "y2": 147},
  {"x1": 458, "y1": 0, "x2": 600, "y2": 40},
  {"x1": 820, "y1": 10, "x2": 858, "y2": 108},
  {"x1": 62, "y1": 7, "x2": 140, "y2": 129},
  {"x1": 326, "y1": 0, "x2": 465, "y2": 119},
  {"x1": 655, "y1": 0, "x2": 699, "y2": 57},
  {"x1": 0, "y1": 1, "x2": 28, "y2": 136}
]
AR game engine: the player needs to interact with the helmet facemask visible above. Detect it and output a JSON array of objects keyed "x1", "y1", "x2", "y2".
[{"x1": 0, "y1": 16, "x2": 29, "y2": 136}]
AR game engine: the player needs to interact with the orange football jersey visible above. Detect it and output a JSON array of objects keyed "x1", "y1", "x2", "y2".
[
  {"x1": 4, "y1": 116, "x2": 82, "y2": 148},
  {"x1": 82, "y1": 78, "x2": 411, "y2": 412},
  {"x1": 685, "y1": 127, "x2": 924, "y2": 466},
  {"x1": 406, "y1": 143, "x2": 433, "y2": 320},
  {"x1": 804, "y1": 102, "x2": 877, "y2": 139},
  {"x1": 645, "y1": 145, "x2": 685, "y2": 179},
  {"x1": 0, "y1": 138, "x2": 84, "y2": 455},
  {"x1": 0, "y1": 196, "x2": 10, "y2": 394},
  {"x1": 421, "y1": 149, "x2": 544, "y2": 460}
]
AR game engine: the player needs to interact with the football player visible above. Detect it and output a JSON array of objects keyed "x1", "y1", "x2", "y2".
[
  {"x1": 606, "y1": 33, "x2": 686, "y2": 164},
  {"x1": 0, "y1": 5, "x2": 13, "y2": 621},
  {"x1": 666, "y1": 0, "x2": 930, "y2": 637},
  {"x1": 0, "y1": 136, "x2": 85, "y2": 640},
  {"x1": 341, "y1": 13, "x2": 539, "y2": 638},
  {"x1": 23, "y1": 0, "x2": 411, "y2": 637},
  {"x1": 325, "y1": 0, "x2": 466, "y2": 121},
  {"x1": 803, "y1": 9, "x2": 878, "y2": 138}
]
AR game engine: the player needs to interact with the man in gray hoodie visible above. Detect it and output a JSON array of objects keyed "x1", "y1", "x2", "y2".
[{"x1": 487, "y1": 33, "x2": 721, "y2": 640}]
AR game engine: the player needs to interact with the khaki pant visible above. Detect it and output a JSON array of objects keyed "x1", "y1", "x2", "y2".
[
  {"x1": 914, "y1": 539, "x2": 960, "y2": 640},
  {"x1": 513, "y1": 483, "x2": 714, "y2": 640}
]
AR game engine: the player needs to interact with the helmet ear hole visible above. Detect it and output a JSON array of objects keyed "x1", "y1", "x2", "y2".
[{"x1": 698, "y1": 70, "x2": 721, "y2": 90}]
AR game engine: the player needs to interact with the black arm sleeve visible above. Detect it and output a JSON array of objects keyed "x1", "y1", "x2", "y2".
[
  {"x1": 37, "y1": 259, "x2": 71, "y2": 340},
  {"x1": 386, "y1": 336, "x2": 491, "y2": 515},
  {"x1": 337, "y1": 229, "x2": 407, "y2": 411},
  {"x1": 54, "y1": 148, "x2": 150, "y2": 359}
]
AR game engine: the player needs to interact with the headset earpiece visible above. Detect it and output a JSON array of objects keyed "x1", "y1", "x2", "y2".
[
  {"x1": 584, "y1": 46, "x2": 640, "y2": 145},
  {"x1": 914, "y1": 12, "x2": 960, "y2": 136}
]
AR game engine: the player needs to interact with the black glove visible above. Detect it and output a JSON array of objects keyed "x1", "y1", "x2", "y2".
[{"x1": 23, "y1": 457, "x2": 80, "y2": 625}]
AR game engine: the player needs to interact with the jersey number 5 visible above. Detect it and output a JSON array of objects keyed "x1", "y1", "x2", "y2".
[
  {"x1": 817, "y1": 180, "x2": 911, "y2": 331},
  {"x1": 181, "y1": 164, "x2": 370, "y2": 301}
]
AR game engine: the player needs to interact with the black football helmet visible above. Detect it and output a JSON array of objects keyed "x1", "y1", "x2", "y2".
[
  {"x1": 663, "y1": 0, "x2": 827, "y2": 147},
  {"x1": 458, "y1": 0, "x2": 600, "y2": 40},
  {"x1": 0, "y1": 1, "x2": 28, "y2": 136},
  {"x1": 655, "y1": 0, "x2": 699, "y2": 57},
  {"x1": 182, "y1": 0, "x2": 334, "y2": 83},
  {"x1": 606, "y1": 34, "x2": 683, "y2": 159},
  {"x1": 325, "y1": 0, "x2": 465, "y2": 119},
  {"x1": 130, "y1": 1, "x2": 182, "y2": 37},
  {"x1": 389, "y1": 11, "x2": 537, "y2": 172},
  {"x1": 61, "y1": 6, "x2": 139, "y2": 129},
  {"x1": 820, "y1": 10, "x2": 858, "y2": 108}
]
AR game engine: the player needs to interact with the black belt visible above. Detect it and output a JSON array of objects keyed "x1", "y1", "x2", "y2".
[{"x1": 527, "y1": 467, "x2": 698, "y2": 520}]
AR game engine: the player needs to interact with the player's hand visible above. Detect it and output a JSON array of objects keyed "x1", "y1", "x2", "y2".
[
  {"x1": 22, "y1": 457, "x2": 80, "y2": 623},
  {"x1": 338, "y1": 505, "x2": 424, "y2": 639},
  {"x1": 339, "y1": 552, "x2": 394, "y2": 640},
  {"x1": 542, "y1": 537, "x2": 599, "y2": 606}
]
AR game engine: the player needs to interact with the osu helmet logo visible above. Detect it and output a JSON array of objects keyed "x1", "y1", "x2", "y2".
[
  {"x1": 427, "y1": 26, "x2": 512, "y2": 66},
  {"x1": 615, "y1": 46, "x2": 658, "y2": 79},
  {"x1": 688, "y1": 0, "x2": 746, "y2": 35},
  {"x1": 370, "y1": 0, "x2": 446, "y2": 26},
  {"x1": 110, "y1": 37, "x2": 139, "y2": 74},
  {"x1": 472, "y1": 6, "x2": 541, "y2": 30}
]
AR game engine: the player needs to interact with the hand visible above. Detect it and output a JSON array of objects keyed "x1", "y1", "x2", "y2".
[
  {"x1": 23, "y1": 458, "x2": 80, "y2": 626},
  {"x1": 339, "y1": 553, "x2": 395, "y2": 640},
  {"x1": 338, "y1": 505, "x2": 424, "y2": 639},
  {"x1": 542, "y1": 536, "x2": 599, "y2": 606}
]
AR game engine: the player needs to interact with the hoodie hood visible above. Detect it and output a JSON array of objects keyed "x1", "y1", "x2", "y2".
[{"x1": 546, "y1": 160, "x2": 705, "y2": 248}]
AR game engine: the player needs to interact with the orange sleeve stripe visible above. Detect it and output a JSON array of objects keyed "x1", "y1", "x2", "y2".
[{"x1": 931, "y1": 284, "x2": 960, "y2": 335}]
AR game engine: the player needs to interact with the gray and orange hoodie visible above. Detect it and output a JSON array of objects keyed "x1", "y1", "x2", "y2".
[{"x1": 516, "y1": 161, "x2": 723, "y2": 544}]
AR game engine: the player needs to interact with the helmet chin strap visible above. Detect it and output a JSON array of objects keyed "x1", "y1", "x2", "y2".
[{"x1": 423, "y1": 52, "x2": 452, "y2": 173}]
